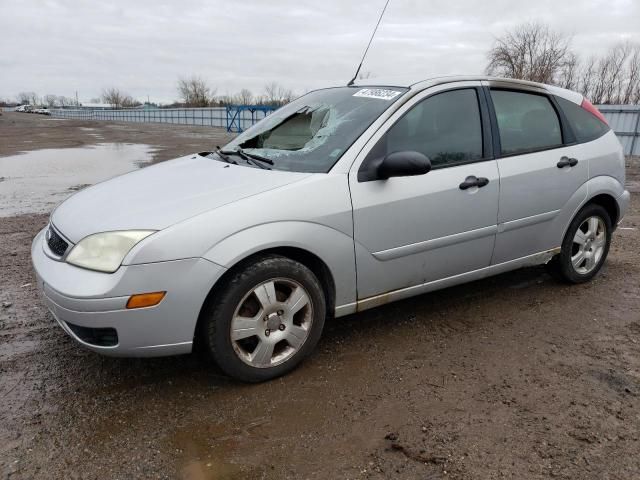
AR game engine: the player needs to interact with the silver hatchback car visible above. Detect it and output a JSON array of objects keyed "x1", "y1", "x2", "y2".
[{"x1": 32, "y1": 76, "x2": 630, "y2": 382}]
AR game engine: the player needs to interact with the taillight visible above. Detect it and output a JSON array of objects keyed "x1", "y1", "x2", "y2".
[{"x1": 581, "y1": 98, "x2": 609, "y2": 126}]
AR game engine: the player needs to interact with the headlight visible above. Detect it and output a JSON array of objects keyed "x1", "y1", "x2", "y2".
[{"x1": 66, "y1": 230, "x2": 155, "y2": 273}]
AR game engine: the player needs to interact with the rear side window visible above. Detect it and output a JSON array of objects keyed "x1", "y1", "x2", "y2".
[
  {"x1": 491, "y1": 90, "x2": 562, "y2": 155},
  {"x1": 379, "y1": 88, "x2": 483, "y2": 168},
  {"x1": 555, "y1": 96, "x2": 609, "y2": 143}
]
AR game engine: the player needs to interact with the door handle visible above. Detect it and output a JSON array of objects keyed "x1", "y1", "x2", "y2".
[
  {"x1": 459, "y1": 176, "x2": 489, "y2": 190},
  {"x1": 557, "y1": 156, "x2": 578, "y2": 168}
]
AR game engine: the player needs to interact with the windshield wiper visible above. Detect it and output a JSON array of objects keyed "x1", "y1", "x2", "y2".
[
  {"x1": 218, "y1": 148, "x2": 273, "y2": 169},
  {"x1": 236, "y1": 148, "x2": 273, "y2": 168},
  {"x1": 234, "y1": 148, "x2": 273, "y2": 169},
  {"x1": 215, "y1": 146, "x2": 237, "y2": 165}
]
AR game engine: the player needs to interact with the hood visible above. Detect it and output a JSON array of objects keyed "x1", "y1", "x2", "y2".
[{"x1": 52, "y1": 154, "x2": 310, "y2": 242}]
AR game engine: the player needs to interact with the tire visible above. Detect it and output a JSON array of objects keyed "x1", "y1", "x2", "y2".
[
  {"x1": 199, "y1": 254, "x2": 326, "y2": 382},
  {"x1": 546, "y1": 203, "x2": 612, "y2": 284}
]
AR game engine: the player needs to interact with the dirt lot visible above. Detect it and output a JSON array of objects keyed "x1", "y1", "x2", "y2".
[
  {"x1": 1, "y1": 112, "x2": 640, "y2": 479},
  {"x1": 0, "y1": 112, "x2": 234, "y2": 161}
]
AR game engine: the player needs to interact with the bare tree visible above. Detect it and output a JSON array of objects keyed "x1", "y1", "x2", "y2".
[
  {"x1": 487, "y1": 22, "x2": 640, "y2": 105},
  {"x1": 101, "y1": 87, "x2": 129, "y2": 108},
  {"x1": 263, "y1": 82, "x2": 279, "y2": 104},
  {"x1": 121, "y1": 96, "x2": 141, "y2": 108},
  {"x1": 236, "y1": 88, "x2": 254, "y2": 105},
  {"x1": 17, "y1": 92, "x2": 39, "y2": 105},
  {"x1": 177, "y1": 76, "x2": 214, "y2": 107},
  {"x1": 17, "y1": 92, "x2": 32, "y2": 104},
  {"x1": 577, "y1": 56, "x2": 597, "y2": 101},
  {"x1": 57, "y1": 95, "x2": 74, "y2": 108},
  {"x1": 589, "y1": 43, "x2": 635, "y2": 104},
  {"x1": 215, "y1": 94, "x2": 233, "y2": 106},
  {"x1": 263, "y1": 82, "x2": 294, "y2": 106},
  {"x1": 44, "y1": 94, "x2": 58, "y2": 107},
  {"x1": 622, "y1": 46, "x2": 640, "y2": 104},
  {"x1": 486, "y1": 22, "x2": 573, "y2": 84},
  {"x1": 557, "y1": 52, "x2": 579, "y2": 90}
]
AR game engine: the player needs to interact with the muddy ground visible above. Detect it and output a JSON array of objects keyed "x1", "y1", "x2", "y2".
[
  {"x1": 0, "y1": 112, "x2": 234, "y2": 162},
  {"x1": 1, "y1": 112, "x2": 640, "y2": 479}
]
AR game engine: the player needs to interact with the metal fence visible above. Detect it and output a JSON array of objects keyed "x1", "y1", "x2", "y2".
[
  {"x1": 48, "y1": 104, "x2": 640, "y2": 154},
  {"x1": 50, "y1": 107, "x2": 271, "y2": 131},
  {"x1": 598, "y1": 105, "x2": 640, "y2": 156}
]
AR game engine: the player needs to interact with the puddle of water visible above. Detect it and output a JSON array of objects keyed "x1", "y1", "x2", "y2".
[{"x1": 0, "y1": 143, "x2": 155, "y2": 216}]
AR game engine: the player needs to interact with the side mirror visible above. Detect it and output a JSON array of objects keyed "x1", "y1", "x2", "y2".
[{"x1": 358, "y1": 150, "x2": 431, "y2": 182}]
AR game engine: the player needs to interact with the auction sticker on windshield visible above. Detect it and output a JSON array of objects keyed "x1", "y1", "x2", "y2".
[{"x1": 352, "y1": 88, "x2": 402, "y2": 100}]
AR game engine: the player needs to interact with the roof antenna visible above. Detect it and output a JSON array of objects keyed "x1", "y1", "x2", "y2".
[{"x1": 347, "y1": 0, "x2": 392, "y2": 86}]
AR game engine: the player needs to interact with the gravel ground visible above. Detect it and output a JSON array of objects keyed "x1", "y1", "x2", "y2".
[{"x1": 1, "y1": 113, "x2": 640, "y2": 479}]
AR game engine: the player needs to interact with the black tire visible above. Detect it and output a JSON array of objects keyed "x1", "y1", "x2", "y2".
[
  {"x1": 199, "y1": 254, "x2": 326, "y2": 383},
  {"x1": 546, "y1": 203, "x2": 612, "y2": 284}
]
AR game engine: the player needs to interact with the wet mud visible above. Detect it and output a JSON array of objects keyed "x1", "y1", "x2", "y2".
[{"x1": 1, "y1": 113, "x2": 640, "y2": 479}]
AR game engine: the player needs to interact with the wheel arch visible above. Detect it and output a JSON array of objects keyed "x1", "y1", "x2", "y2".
[
  {"x1": 231, "y1": 246, "x2": 337, "y2": 317},
  {"x1": 560, "y1": 176, "x2": 625, "y2": 243},
  {"x1": 585, "y1": 193, "x2": 619, "y2": 228},
  {"x1": 194, "y1": 246, "x2": 337, "y2": 349},
  {"x1": 193, "y1": 220, "x2": 359, "y2": 346}
]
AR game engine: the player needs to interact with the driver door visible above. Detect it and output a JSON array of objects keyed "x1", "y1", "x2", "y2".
[{"x1": 349, "y1": 84, "x2": 500, "y2": 300}]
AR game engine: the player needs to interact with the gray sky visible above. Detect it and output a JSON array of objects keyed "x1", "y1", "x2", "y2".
[{"x1": 1, "y1": 0, "x2": 639, "y2": 103}]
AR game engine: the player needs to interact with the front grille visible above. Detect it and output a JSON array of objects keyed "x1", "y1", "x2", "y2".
[
  {"x1": 47, "y1": 226, "x2": 68, "y2": 256},
  {"x1": 66, "y1": 322, "x2": 118, "y2": 347}
]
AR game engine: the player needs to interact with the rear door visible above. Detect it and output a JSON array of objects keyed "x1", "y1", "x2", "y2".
[
  {"x1": 349, "y1": 83, "x2": 500, "y2": 300},
  {"x1": 485, "y1": 83, "x2": 589, "y2": 264}
]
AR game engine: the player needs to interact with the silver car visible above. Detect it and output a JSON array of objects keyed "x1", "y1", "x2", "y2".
[{"x1": 32, "y1": 76, "x2": 630, "y2": 382}]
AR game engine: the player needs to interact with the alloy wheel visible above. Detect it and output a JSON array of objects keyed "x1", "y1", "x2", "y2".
[
  {"x1": 571, "y1": 216, "x2": 606, "y2": 275},
  {"x1": 230, "y1": 278, "x2": 313, "y2": 368}
]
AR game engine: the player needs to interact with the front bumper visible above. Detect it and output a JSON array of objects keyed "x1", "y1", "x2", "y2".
[{"x1": 32, "y1": 228, "x2": 227, "y2": 357}]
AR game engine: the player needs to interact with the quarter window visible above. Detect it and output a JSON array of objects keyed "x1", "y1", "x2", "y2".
[
  {"x1": 556, "y1": 96, "x2": 609, "y2": 143},
  {"x1": 491, "y1": 90, "x2": 562, "y2": 155},
  {"x1": 373, "y1": 89, "x2": 484, "y2": 169}
]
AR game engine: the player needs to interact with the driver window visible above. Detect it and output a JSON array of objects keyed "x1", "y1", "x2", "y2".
[{"x1": 379, "y1": 88, "x2": 483, "y2": 168}]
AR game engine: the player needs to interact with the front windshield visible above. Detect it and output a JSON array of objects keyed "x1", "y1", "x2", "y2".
[{"x1": 222, "y1": 86, "x2": 408, "y2": 173}]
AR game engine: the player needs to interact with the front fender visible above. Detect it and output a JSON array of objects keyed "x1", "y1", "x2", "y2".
[{"x1": 203, "y1": 221, "x2": 357, "y2": 310}]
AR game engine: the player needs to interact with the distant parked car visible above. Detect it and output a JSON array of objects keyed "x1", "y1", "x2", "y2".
[
  {"x1": 15, "y1": 105, "x2": 26, "y2": 112},
  {"x1": 32, "y1": 76, "x2": 629, "y2": 382}
]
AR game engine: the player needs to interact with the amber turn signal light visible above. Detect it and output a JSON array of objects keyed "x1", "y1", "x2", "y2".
[{"x1": 126, "y1": 291, "x2": 166, "y2": 309}]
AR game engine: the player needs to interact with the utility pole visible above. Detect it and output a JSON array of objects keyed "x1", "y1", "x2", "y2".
[{"x1": 75, "y1": 91, "x2": 79, "y2": 107}]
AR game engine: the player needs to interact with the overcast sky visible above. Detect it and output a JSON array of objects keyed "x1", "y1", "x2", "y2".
[{"x1": 1, "y1": 0, "x2": 639, "y2": 103}]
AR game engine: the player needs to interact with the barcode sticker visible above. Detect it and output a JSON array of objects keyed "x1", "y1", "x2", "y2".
[{"x1": 353, "y1": 88, "x2": 402, "y2": 100}]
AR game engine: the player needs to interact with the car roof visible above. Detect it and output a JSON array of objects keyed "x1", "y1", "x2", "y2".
[{"x1": 352, "y1": 75, "x2": 583, "y2": 104}]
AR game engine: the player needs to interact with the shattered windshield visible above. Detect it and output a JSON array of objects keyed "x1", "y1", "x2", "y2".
[{"x1": 222, "y1": 86, "x2": 408, "y2": 173}]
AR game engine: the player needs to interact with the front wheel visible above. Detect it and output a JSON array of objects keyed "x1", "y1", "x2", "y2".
[
  {"x1": 547, "y1": 204, "x2": 612, "y2": 284},
  {"x1": 200, "y1": 255, "x2": 326, "y2": 382}
]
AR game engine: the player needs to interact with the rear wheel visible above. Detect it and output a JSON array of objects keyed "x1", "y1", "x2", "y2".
[
  {"x1": 200, "y1": 255, "x2": 326, "y2": 382},
  {"x1": 547, "y1": 204, "x2": 612, "y2": 283}
]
